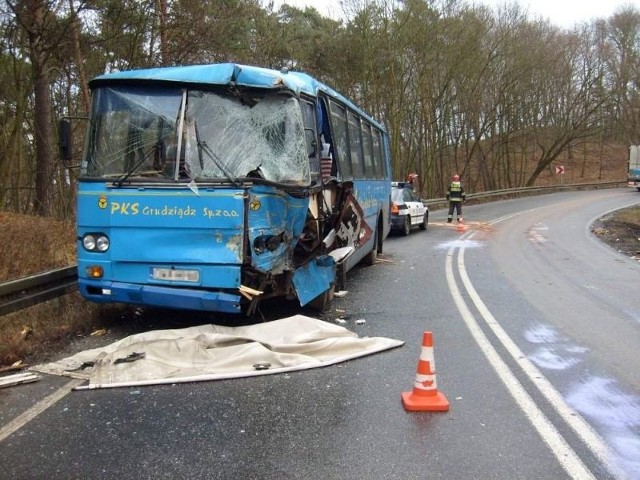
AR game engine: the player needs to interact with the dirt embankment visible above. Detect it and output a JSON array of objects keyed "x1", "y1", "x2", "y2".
[{"x1": 591, "y1": 205, "x2": 640, "y2": 261}]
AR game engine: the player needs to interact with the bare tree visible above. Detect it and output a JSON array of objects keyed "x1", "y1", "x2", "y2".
[
  {"x1": 525, "y1": 28, "x2": 610, "y2": 185},
  {"x1": 9, "y1": 0, "x2": 58, "y2": 216},
  {"x1": 604, "y1": 7, "x2": 640, "y2": 144},
  {"x1": 0, "y1": 22, "x2": 32, "y2": 212},
  {"x1": 68, "y1": 0, "x2": 90, "y2": 113}
]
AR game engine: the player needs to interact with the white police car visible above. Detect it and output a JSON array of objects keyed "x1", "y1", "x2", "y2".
[{"x1": 390, "y1": 182, "x2": 428, "y2": 236}]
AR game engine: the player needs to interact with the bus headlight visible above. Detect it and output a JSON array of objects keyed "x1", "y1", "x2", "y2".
[
  {"x1": 83, "y1": 233, "x2": 110, "y2": 252},
  {"x1": 96, "y1": 236, "x2": 110, "y2": 251}
]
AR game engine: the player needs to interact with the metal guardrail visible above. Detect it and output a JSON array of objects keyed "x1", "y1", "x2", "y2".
[
  {"x1": 423, "y1": 181, "x2": 626, "y2": 210},
  {"x1": 0, "y1": 266, "x2": 78, "y2": 316},
  {"x1": 0, "y1": 180, "x2": 629, "y2": 317}
]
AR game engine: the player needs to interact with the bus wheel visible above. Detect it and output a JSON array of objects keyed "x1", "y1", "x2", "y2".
[
  {"x1": 335, "y1": 263, "x2": 347, "y2": 291},
  {"x1": 362, "y1": 223, "x2": 379, "y2": 266},
  {"x1": 309, "y1": 285, "x2": 335, "y2": 311}
]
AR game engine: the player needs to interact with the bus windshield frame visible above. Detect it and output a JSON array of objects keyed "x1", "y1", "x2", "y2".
[{"x1": 82, "y1": 85, "x2": 311, "y2": 185}]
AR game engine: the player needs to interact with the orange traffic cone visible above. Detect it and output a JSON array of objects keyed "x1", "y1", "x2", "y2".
[{"x1": 401, "y1": 331, "x2": 450, "y2": 412}]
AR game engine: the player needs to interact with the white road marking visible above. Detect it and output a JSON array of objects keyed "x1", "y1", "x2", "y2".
[
  {"x1": 458, "y1": 240, "x2": 615, "y2": 465},
  {"x1": 446, "y1": 249, "x2": 596, "y2": 479},
  {"x1": 0, "y1": 378, "x2": 84, "y2": 443}
]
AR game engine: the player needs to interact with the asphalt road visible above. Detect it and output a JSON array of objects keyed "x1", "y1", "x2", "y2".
[{"x1": 1, "y1": 188, "x2": 639, "y2": 480}]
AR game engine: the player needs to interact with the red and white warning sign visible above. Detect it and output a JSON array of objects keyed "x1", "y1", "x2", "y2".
[{"x1": 555, "y1": 165, "x2": 565, "y2": 175}]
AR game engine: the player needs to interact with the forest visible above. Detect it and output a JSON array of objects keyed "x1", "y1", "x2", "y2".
[{"x1": 1, "y1": 0, "x2": 639, "y2": 219}]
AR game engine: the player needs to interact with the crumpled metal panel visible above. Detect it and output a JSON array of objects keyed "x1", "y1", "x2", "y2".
[
  {"x1": 91, "y1": 63, "x2": 315, "y2": 96},
  {"x1": 292, "y1": 255, "x2": 336, "y2": 306},
  {"x1": 246, "y1": 185, "x2": 308, "y2": 274}
]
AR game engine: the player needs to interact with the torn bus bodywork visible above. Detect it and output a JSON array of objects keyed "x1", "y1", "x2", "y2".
[{"x1": 242, "y1": 180, "x2": 371, "y2": 315}]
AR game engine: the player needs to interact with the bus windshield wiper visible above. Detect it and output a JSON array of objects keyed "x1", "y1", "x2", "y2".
[
  {"x1": 113, "y1": 147, "x2": 157, "y2": 187},
  {"x1": 198, "y1": 140, "x2": 240, "y2": 186}
]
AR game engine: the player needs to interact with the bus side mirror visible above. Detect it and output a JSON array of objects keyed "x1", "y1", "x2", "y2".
[{"x1": 58, "y1": 118, "x2": 72, "y2": 162}]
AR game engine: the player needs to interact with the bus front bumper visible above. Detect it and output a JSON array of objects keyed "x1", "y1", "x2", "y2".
[{"x1": 79, "y1": 280, "x2": 242, "y2": 314}]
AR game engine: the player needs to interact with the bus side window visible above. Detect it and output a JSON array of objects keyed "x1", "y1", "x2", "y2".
[
  {"x1": 329, "y1": 101, "x2": 352, "y2": 179},
  {"x1": 347, "y1": 112, "x2": 364, "y2": 178},
  {"x1": 301, "y1": 99, "x2": 319, "y2": 181},
  {"x1": 372, "y1": 128, "x2": 384, "y2": 179},
  {"x1": 361, "y1": 122, "x2": 374, "y2": 179}
]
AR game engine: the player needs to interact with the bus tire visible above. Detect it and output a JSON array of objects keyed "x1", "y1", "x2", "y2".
[
  {"x1": 363, "y1": 215, "x2": 381, "y2": 265},
  {"x1": 309, "y1": 284, "x2": 335, "y2": 311},
  {"x1": 336, "y1": 263, "x2": 347, "y2": 291}
]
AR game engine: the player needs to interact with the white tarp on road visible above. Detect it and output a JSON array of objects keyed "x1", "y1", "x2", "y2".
[{"x1": 33, "y1": 315, "x2": 404, "y2": 390}]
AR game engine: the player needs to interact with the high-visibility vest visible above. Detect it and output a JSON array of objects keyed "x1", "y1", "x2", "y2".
[{"x1": 448, "y1": 182, "x2": 464, "y2": 201}]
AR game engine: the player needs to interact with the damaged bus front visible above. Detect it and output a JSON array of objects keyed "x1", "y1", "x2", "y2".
[{"x1": 64, "y1": 63, "x2": 391, "y2": 315}]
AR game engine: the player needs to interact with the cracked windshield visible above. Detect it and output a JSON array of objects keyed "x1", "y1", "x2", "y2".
[{"x1": 84, "y1": 86, "x2": 310, "y2": 184}]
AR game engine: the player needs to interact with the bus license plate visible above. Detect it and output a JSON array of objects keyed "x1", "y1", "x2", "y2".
[{"x1": 152, "y1": 268, "x2": 200, "y2": 283}]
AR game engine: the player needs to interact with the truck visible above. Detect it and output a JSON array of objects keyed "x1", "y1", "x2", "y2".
[{"x1": 629, "y1": 145, "x2": 640, "y2": 191}]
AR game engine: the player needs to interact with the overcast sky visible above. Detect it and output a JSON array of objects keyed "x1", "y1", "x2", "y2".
[
  {"x1": 270, "y1": 0, "x2": 636, "y2": 28},
  {"x1": 478, "y1": 0, "x2": 635, "y2": 28}
]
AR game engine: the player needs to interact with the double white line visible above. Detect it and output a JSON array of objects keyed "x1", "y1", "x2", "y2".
[{"x1": 445, "y1": 212, "x2": 618, "y2": 480}]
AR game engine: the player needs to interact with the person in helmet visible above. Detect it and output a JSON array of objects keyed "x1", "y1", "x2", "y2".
[
  {"x1": 406, "y1": 172, "x2": 419, "y2": 192},
  {"x1": 446, "y1": 174, "x2": 466, "y2": 223}
]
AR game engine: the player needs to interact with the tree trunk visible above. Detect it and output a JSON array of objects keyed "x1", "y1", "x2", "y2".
[
  {"x1": 158, "y1": 0, "x2": 170, "y2": 64},
  {"x1": 69, "y1": 0, "x2": 90, "y2": 114},
  {"x1": 32, "y1": 64, "x2": 55, "y2": 216},
  {"x1": 25, "y1": 0, "x2": 55, "y2": 216}
]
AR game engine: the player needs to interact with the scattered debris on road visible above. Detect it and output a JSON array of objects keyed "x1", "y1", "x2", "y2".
[{"x1": 0, "y1": 371, "x2": 40, "y2": 388}]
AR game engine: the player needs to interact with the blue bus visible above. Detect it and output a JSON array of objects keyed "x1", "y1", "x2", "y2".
[{"x1": 60, "y1": 63, "x2": 391, "y2": 315}]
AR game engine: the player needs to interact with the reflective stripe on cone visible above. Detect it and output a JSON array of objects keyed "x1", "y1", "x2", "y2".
[{"x1": 401, "y1": 331, "x2": 450, "y2": 411}]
